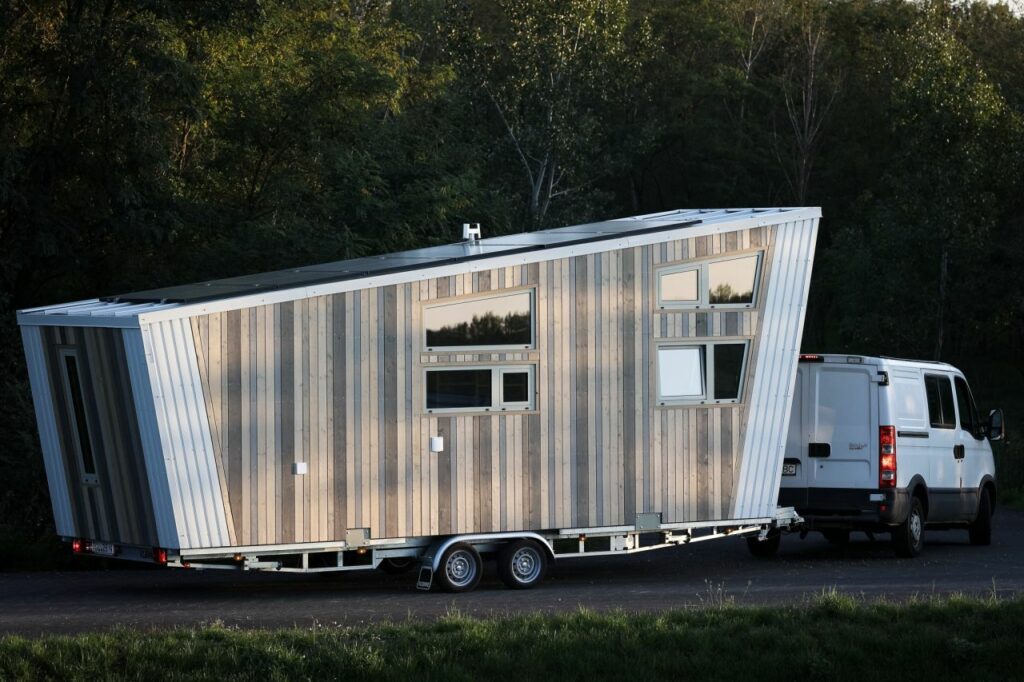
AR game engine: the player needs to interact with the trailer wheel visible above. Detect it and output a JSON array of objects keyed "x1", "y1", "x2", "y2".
[
  {"x1": 892, "y1": 496, "x2": 925, "y2": 558},
  {"x1": 745, "y1": 530, "x2": 781, "y2": 558},
  {"x1": 435, "y1": 543, "x2": 483, "y2": 593},
  {"x1": 968, "y1": 488, "x2": 992, "y2": 546},
  {"x1": 378, "y1": 557, "x2": 417, "y2": 575},
  {"x1": 497, "y1": 539, "x2": 548, "y2": 590}
]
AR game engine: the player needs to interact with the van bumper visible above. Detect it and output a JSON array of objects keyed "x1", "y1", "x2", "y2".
[{"x1": 778, "y1": 487, "x2": 911, "y2": 529}]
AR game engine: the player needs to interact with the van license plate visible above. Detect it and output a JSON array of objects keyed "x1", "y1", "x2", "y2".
[
  {"x1": 782, "y1": 463, "x2": 798, "y2": 476},
  {"x1": 90, "y1": 542, "x2": 115, "y2": 556}
]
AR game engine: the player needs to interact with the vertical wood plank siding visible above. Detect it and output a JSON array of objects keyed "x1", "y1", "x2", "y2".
[
  {"x1": 38, "y1": 326, "x2": 159, "y2": 545},
  {"x1": 190, "y1": 227, "x2": 776, "y2": 544}
]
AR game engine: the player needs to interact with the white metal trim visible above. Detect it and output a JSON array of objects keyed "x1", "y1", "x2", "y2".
[
  {"x1": 20, "y1": 326, "x2": 76, "y2": 537},
  {"x1": 123, "y1": 328, "x2": 180, "y2": 548}
]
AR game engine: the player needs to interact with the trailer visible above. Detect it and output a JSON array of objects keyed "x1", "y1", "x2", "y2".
[{"x1": 18, "y1": 207, "x2": 819, "y2": 591}]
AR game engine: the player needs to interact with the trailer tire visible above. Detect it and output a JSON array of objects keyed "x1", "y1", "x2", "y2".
[
  {"x1": 378, "y1": 557, "x2": 417, "y2": 575},
  {"x1": 497, "y1": 539, "x2": 548, "y2": 589},
  {"x1": 968, "y1": 488, "x2": 992, "y2": 546},
  {"x1": 435, "y1": 543, "x2": 483, "y2": 593},
  {"x1": 746, "y1": 530, "x2": 781, "y2": 558},
  {"x1": 892, "y1": 496, "x2": 925, "y2": 558}
]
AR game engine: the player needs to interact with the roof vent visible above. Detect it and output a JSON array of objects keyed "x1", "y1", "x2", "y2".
[{"x1": 462, "y1": 223, "x2": 482, "y2": 242}]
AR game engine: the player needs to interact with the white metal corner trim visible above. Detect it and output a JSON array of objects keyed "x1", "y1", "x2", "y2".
[{"x1": 19, "y1": 326, "x2": 76, "y2": 537}]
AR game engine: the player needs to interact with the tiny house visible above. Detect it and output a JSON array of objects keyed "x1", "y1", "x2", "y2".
[{"x1": 18, "y1": 207, "x2": 820, "y2": 591}]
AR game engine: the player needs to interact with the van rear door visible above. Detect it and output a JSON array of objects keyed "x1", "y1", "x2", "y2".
[{"x1": 806, "y1": 362, "x2": 878, "y2": 490}]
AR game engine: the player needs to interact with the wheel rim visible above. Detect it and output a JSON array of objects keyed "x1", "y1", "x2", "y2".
[
  {"x1": 910, "y1": 510, "x2": 923, "y2": 546},
  {"x1": 510, "y1": 547, "x2": 542, "y2": 584},
  {"x1": 445, "y1": 550, "x2": 477, "y2": 587}
]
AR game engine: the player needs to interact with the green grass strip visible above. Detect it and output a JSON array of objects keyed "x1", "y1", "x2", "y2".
[{"x1": 2, "y1": 594, "x2": 1022, "y2": 681}]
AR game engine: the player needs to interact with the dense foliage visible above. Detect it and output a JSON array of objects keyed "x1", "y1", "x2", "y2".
[{"x1": 1, "y1": 0, "x2": 1022, "y2": 566}]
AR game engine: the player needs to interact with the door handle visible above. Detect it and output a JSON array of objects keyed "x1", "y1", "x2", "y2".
[{"x1": 953, "y1": 444, "x2": 965, "y2": 460}]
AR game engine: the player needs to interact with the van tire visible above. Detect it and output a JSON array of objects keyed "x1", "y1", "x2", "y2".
[
  {"x1": 746, "y1": 531, "x2": 781, "y2": 558},
  {"x1": 892, "y1": 497, "x2": 925, "y2": 558},
  {"x1": 822, "y1": 530, "x2": 850, "y2": 546},
  {"x1": 968, "y1": 489, "x2": 993, "y2": 546}
]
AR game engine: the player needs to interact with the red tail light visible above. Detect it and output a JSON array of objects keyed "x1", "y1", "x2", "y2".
[
  {"x1": 71, "y1": 539, "x2": 84, "y2": 554},
  {"x1": 153, "y1": 548, "x2": 168, "y2": 565},
  {"x1": 800, "y1": 354, "x2": 824, "y2": 362},
  {"x1": 879, "y1": 426, "x2": 897, "y2": 488}
]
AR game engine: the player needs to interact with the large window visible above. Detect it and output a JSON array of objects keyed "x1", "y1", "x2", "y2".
[
  {"x1": 424, "y1": 290, "x2": 534, "y2": 351},
  {"x1": 426, "y1": 365, "x2": 535, "y2": 413},
  {"x1": 58, "y1": 349, "x2": 98, "y2": 485},
  {"x1": 656, "y1": 253, "x2": 761, "y2": 309},
  {"x1": 924, "y1": 374, "x2": 956, "y2": 429},
  {"x1": 656, "y1": 341, "x2": 749, "y2": 404}
]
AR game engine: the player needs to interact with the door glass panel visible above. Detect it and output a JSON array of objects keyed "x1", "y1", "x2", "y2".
[
  {"x1": 502, "y1": 371, "x2": 529, "y2": 403},
  {"x1": 425, "y1": 291, "x2": 533, "y2": 348},
  {"x1": 954, "y1": 376, "x2": 982, "y2": 439},
  {"x1": 713, "y1": 343, "x2": 747, "y2": 399},
  {"x1": 658, "y1": 347, "x2": 705, "y2": 398},
  {"x1": 659, "y1": 269, "x2": 698, "y2": 302},
  {"x1": 924, "y1": 375, "x2": 956, "y2": 429},
  {"x1": 708, "y1": 256, "x2": 757, "y2": 304},
  {"x1": 426, "y1": 369, "x2": 492, "y2": 409}
]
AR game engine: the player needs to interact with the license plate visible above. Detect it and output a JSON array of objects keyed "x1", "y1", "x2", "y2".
[
  {"x1": 782, "y1": 463, "x2": 798, "y2": 476},
  {"x1": 89, "y1": 542, "x2": 115, "y2": 556}
]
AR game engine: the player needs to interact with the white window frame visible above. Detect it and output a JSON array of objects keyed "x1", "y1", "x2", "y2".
[
  {"x1": 57, "y1": 348, "x2": 99, "y2": 485},
  {"x1": 423, "y1": 288, "x2": 536, "y2": 352},
  {"x1": 656, "y1": 252, "x2": 762, "y2": 310},
  {"x1": 656, "y1": 340, "x2": 751, "y2": 405},
  {"x1": 425, "y1": 364, "x2": 536, "y2": 414}
]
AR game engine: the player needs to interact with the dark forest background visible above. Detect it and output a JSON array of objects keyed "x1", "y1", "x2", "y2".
[{"x1": 2, "y1": 0, "x2": 1022, "y2": 567}]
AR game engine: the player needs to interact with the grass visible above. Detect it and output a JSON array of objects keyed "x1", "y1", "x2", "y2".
[{"x1": 2, "y1": 595, "x2": 1023, "y2": 681}]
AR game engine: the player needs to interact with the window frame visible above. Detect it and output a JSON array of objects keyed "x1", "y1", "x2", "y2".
[
  {"x1": 924, "y1": 373, "x2": 956, "y2": 430},
  {"x1": 425, "y1": 364, "x2": 536, "y2": 414},
  {"x1": 953, "y1": 376, "x2": 984, "y2": 441},
  {"x1": 422, "y1": 288, "x2": 537, "y2": 353},
  {"x1": 656, "y1": 252, "x2": 762, "y2": 310},
  {"x1": 655, "y1": 339, "x2": 751, "y2": 406},
  {"x1": 57, "y1": 348, "x2": 99, "y2": 485}
]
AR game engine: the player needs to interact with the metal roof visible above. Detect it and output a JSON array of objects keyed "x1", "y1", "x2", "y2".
[{"x1": 99, "y1": 208, "x2": 797, "y2": 305}]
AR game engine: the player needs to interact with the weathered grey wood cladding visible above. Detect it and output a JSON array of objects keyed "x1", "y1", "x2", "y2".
[
  {"x1": 190, "y1": 226, "x2": 774, "y2": 545},
  {"x1": 38, "y1": 326, "x2": 158, "y2": 545}
]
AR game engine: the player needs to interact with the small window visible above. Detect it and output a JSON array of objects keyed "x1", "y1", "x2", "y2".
[
  {"x1": 424, "y1": 290, "x2": 534, "y2": 350},
  {"x1": 658, "y1": 268, "x2": 699, "y2": 304},
  {"x1": 426, "y1": 365, "x2": 535, "y2": 413},
  {"x1": 656, "y1": 253, "x2": 761, "y2": 309},
  {"x1": 59, "y1": 350, "x2": 98, "y2": 485},
  {"x1": 954, "y1": 376, "x2": 983, "y2": 440},
  {"x1": 924, "y1": 374, "x2": 956, "y2": 429},
  {"x1": 708, "y1": 256, "x2": 758, "y2": 305},
  {"x1": 657, "y1": 341, "x2": 749, "y2": 404}
]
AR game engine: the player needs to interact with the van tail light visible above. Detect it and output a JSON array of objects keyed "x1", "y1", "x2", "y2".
[
  {"x1": 879, "y1": 425, "x2": 897, "y2": 488},
  {"x1": 799, "y1": 354, "x2": 824, "y2": 362},
  {"x1": 153, "y1": 548, "x2": 168, "y2": 565}
]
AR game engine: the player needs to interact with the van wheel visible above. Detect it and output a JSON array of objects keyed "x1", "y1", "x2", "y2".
[
  {"x1": 378, "y1": 557, "x2": 417, "y2": 574},
  {"x1": 968, "y1": 489, "x2": 992, "y2": 546},
  {"x1": 435, "y1": 543, "x2": 483, "y2": 593},
  {"x1": 497, "y1": 539, "x2": 548, "y2": 589},
  {"x1": 892, "y1": 497, "x2": 925, "y2": 558},
  {"x1": 746, "y1": 530, "x2": 781, "y2": 558},
  {"x1": 822, "y1": 530, "x2": 850, "y2": 546}
]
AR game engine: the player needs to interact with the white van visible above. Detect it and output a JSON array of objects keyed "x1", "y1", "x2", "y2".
[{"x1": 775, "y1": 355, "x2": 1005, "y2": 557}]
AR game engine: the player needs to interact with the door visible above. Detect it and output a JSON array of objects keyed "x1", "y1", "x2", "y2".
[
  {"x1": 923, "y1": 373, "x2": 960, "y2": 521},
  {"x1": 808, "y1": 365, "x2": 877, "y2": 489},
  {"x1": 953, "y1": 376, "x2": 987, "y2": 520}
]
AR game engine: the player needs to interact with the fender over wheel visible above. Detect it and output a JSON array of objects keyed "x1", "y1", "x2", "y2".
[{"x1": 497, "y1": 539, "x2": 549, "y2": 589}]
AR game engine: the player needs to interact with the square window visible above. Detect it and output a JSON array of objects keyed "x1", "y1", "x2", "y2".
[
  {"x1": 708, "y1": 255, "x2": 758, "y2": 305},
  {"x1": 658, "y1": 347, "x2": 705, "y2": 399},
  {"x1": 424, "y1": 290, "x2": 534, "y2": 350},
  {"x1": 657, "y1": 342, "x2": 749, "y2": 405},
  {"x1": 501, "y1": 371, "x2": 530, "y2": 404},
  {"x1": 659, "y1": 268, "x2": 699, "y2": 303},
  {"x1": 426, "y1": 369, "x2": 492, "y2": 409},
  {"x1": 713, "y1": 343, "x2": 747, "y2": 400}
]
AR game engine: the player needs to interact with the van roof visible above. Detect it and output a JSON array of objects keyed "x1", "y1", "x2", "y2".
[{"x1": 800, "y1": 354, "x2": 961, "y2": 373}]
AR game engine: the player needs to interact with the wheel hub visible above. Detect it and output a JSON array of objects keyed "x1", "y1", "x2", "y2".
[
  {"x1": 911, "y1": 512, "x2": 922, "y2": 543},
  {"x1": 446, "y1": 551, "x2": 475, "y2": 585},
  {"x1": 511, "y1": 548, "x2": 541, "y2": 582}
]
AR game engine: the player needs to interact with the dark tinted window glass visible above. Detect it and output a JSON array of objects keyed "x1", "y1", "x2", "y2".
[
  {"x1": 502, "y1": 371, "x2": 529, "y2": 403},
  {"x1": 708, "y1": 256, "x2": 757, "y2": 304},
  {"x1": 63, "y1": 355, "x2": 97, "y2": 476},
  {"x1": 427, "y1": 369, "x2": 492, "y2": 409},
  {"x1": 925, "y1": 374, "x2": 955, "y2": 429},
  {"x1": 954, "y1": 377, "x2": 982, "y2": 439},
  {"x1": 425, "y1": 292, "x2": 532, "y2": 348},
  {"x1": 713, "y1": 343, "x2": 746, "y2": 400}
]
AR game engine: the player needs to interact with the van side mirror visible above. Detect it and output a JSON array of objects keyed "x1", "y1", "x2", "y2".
[{"x1": 987, "y1": 408, "x2": 1005, "y2": 442}]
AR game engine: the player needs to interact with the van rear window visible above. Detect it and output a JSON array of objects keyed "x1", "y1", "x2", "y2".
[{"x1": 924, "y1": 374, "x2": 955, "y2": 429}]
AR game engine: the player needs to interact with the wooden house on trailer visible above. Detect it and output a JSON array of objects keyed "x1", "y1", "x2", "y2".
[{"x1": 18, "y1": 207, "x2": 820, "y2": 591}]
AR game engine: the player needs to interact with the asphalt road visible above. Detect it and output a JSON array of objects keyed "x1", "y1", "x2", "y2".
[{"x1": 2, "y1": 508, "x2": 1023, "y2": 636}]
